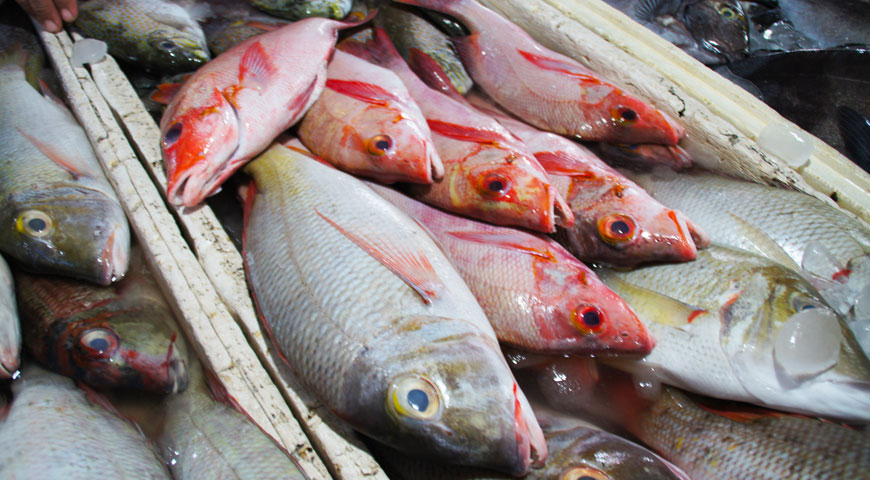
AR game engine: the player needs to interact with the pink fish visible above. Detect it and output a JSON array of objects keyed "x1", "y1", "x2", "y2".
[
  {"x1": 297, "y1": 50, "x2": 443, "y2": 184},
  {"x1": 340, "y1": 29, "x2": 573, "y2": 233},
  {"x1": 394, "y1": 0, "x2": 685, "y2": 145},
  {"x1": 160, "y1": 15, "x2": 369, "y2": 207},
  {"x1": 370, "y1": 183, "x2": 655, "y2": 355},
  {"x1": 465, "y1": 92, "x2": 708, "y2": 266}
]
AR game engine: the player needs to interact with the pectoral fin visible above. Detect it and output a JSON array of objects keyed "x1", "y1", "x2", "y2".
[
  {"x1": 598, "y1": 270, "x2": 707, "y2": 327},
  {"x1": 447, "y1": 230, "x2": 556, "y2": 262}
]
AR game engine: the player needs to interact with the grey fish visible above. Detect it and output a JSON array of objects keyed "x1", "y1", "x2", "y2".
[
  {"x1": 249, "y1": 0, "x2": 353, "y2": 20},
  {"x1": 0, "y1": 25, "x2": 131, "y2": 286},
  {"x1": 0, "y1": 255, "x2": 18, "y2": 378},
  {"x1": 0, "y1": 364, "x2": 170, "y2": 479},
  {"x1": 158, "y1": 360, "x2": 308, "y2": 480}
]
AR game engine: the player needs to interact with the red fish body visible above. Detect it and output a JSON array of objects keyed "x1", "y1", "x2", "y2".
[
  {"x1": 160, "y1": 17, "x2": 365, "y2": 207},
  {"x1": 394, "y1": 0, "x2": 684, "y2": 145},
  {"x1": 298, "y1": 50, "x2": 443, "y2": 184}
]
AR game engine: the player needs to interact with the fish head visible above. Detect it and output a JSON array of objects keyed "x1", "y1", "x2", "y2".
[
  {"x1": 599, "y1": 96, "x2": 685, "y2": 146},
  {"x1": 342, "y1": 315, "x2": 544, "y2": 475},
  {"x1": 161, "y1": 80, "x2": 241, "y2": 207},
  {"x1": 561, "y1": 178, "x2": 704, "y2": 266},
  {"x1": 145, "y1": 29, "x2": 211, "y2": 72},
  {"x1": 538, "y1": 261, "x2": 654, "y2": 355},
  {"x1": 0, "y1": 187, "x2": 130, "y2": 285},
  {"x1": 683, "y1": 1, "x2": 750, "y2": 63}
]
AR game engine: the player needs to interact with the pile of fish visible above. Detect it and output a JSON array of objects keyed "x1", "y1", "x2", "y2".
[{"x1": 3, "y1": 0, "x2": 870, "y2": 478}]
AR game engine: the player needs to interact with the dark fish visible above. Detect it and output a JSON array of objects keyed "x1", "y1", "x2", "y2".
[
  {"x1": 838, "y1": 106, "x2": 870, "y2": 172},
  {"x1": 604, "y1": 0, "x2": 750, "y2": 64},
  {"x1": 744, "y1": 0, "x2": 870, "y2": 50}
]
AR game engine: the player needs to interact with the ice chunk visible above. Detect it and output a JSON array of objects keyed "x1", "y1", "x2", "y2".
[
  {"x1": 71, "y1": 38, "x2": 108, "y2": 67},
  {"x1": 775, "y1": 309, "x2": 841, "y2": 379},
  {"x1": 802, "y1": 241, "x2": 844, "y2": 280},
  {"x1": 758, "y1": 124, "x2": 814, "y2": 169}
]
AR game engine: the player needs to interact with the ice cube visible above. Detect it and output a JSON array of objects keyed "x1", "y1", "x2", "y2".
[{"x1": 774, "y1": 309, "x2": 841, "y2": 379}]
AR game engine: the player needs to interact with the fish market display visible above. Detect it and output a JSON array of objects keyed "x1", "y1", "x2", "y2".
[
  {"x1": 0, "y1": 364, "x2": 170, "y2": 479},
  {"x1": 536, "y1": 361, "x2": 870, "y2": 480},
  {"x1": 464, "y1": 91, "x2": 708, "y2": 266},
  {"x1": 376, "y1": 3, "x2": 473, "y2": 95},
  {"x1": 0, "y1": 255, "x2": 18, "y2": 378},
  {"x1": 16, "y1": 248, "x2": 189, "y2": 394},
  {"x1": 394, "y1": 0, "x2": 685, "y2": 145},
  {"x1": 249, "y1": 0, "x2": 353, "y2": 20},
  {"x1": 341, "y1": 28, "x2": 573, "y2": 233},
  {"x1": 370, "y1": 183, "x2": 653, "y2": 355},
  {"x1": 598, "y1": 245, "x2": 870, "y2": 422},
  {"x1": 243, "y1": 143, "x2": 545, "y2": 475},
  {"x1": 158, "y1": 360, "x2": 307, "y2": 479},
  {"x1": 298, "y1": 49, "x2": 444, "y2": 184},
  {"x1": 75, "y1": 0, "x2": 211, "y2": 73},
  {"x1": 602, "y1": 0, "x2": 750, "y2": 65},
  {"x1": 0, "y1": 25, "x2": 131, "y2": 285},
  {"x1": 161, "y1": 15, "x2": 368, "y2": 207}
]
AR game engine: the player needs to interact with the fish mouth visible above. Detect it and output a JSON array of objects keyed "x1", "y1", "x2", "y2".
[
  {"x1": 99, "y1": 226, "x2": 131, "y2": 285},
  {"x1": 0, "y1": 348, "x2": 19, "y2": 379},
  {"x1": 657, "y1": 111, "x2": 686, "y2": 145},
  {"x1": 169, "y1": 163, "x2": 217, "y2": 208},
  {"x1": 512, "y1": 384, "x2": 547, "y2": 475},
  {"x1": 664, "y1": 209, "x2": 699, "y2": 261},
  {"x1": 553, "y1": 186, "x2": 575, "y2": 229}
]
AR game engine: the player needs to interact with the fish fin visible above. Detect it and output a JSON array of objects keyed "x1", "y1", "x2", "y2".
[
  {"x1": 324, "y1": 79, "x2": 400, "y2": 106},
  {"x1": 16, "y1": 127, "x2": 86, "y2": 180},
  {"x1": 427, "y1": 118, "x2": 506, "y2": 145},
  {"x1": 315, "y1": 208, "x2": 444, "y2": 304},
  {"x1": 411, "y1": 216, "x2": 461, "y2": 267},
  {"x1": 238, "y1": 41, "x2": 277, "y2": 91},
  {"x1": 203, "y1": 367, "x2": 245, "y2": 413},
  {"x1": 244, "y1": 20, "x2": 285, "y2": 32},
  {"x1": 534, "y1": 150, "x2": 596, "y2": 178},
  {"x1": 517, "y1": 50, "x2": 603, "y2": 85},
  {"x1": 447, "y1": 229, "x2": 557, "y2": 262},
  {"x1": 598, "y1": 270, "x2": 706, "y2": 326},
  {"x1": 408, "y1": 47, "x2": 463, "y2": 98},
  {"x1": 282, "y1": 140, "x2": 335, "y2": 168},
  {"x1": 634, "y1": 0, "x2": 669, "y2": 23},
  {"x1": 150, "y1": 82, "x2": 183, "y2": 105},
  {"x1": 286, "y1": 77, "x2": 320, "y2": 121},
  {"x1": 38, "y1": 78, "x2": 68, "y2": 109},
  {"x1": 695, "y1": 402, "x2": 783, "y2": 422},
  {"x1": 726, "y1": 212, "x2": 799, "y2": 271},
  {"x1": 77, "y1": 381, "x2": 127, "y2": 419},
  {"x1": 837, "y1": 106, "x2": 870, "y2": 169}
]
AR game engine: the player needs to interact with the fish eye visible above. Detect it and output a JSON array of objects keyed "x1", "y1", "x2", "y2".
[
  {"x1": 791, "y1": 294, "x2": 823, "y2": 313},
  {"x1": 16, "y1": 210, "x2": 54, "y2": 238},
  {"x1": 478, "y1": 173, "x2": 512, "y2": 199},
  {"x1": 717, "y1": 4, "x2": 737, "y2": 18},
  {"x1": 388, "y1": 375, "x2": 441, "y2": 421},
  {"x1": 597, "y1": 214, "x2": 637, "y2": 244},
  {"x1": 367, "y1": 135, "x2": 393, "y2": 156},
  {"x1": 77, "y1": 328, "x2": 120, "y2": 359},
  {"x1": 571, "y1": 305, "x2": 605, "y2": 335},
  {"x1": 163, "y1": 122, "x2": 183, "y2": 147},
  {"x1": 611, "y1": 107, "x2": 638, "y2": 126},
  {"x1": 159, "y1": 40, "x2": 178, "y2": 51},
  {"x1": 561, "y1": 466, "x2": 612, "y2": 480}
]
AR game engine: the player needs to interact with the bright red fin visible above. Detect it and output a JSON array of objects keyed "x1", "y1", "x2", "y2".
[
  {"x1": 534, "y1": 151, "x2": 595, "y2": 177},
  {"x1": 408, "y1": 47, "x2": 462, "y2": 98},
  {"x1": 447, "y1": 230, "x2": 557, "y2": 262},
  {"x1": 427, "y1": 119, "x2": 506, "y2": 145},
  {"x1": 238, "y1": 41, "x2": 277, "y2": 90},
  {"x1": 517, "y1": 50, "x2": 604, "y2": 85},
  {"x1": 17, "y1": 127, "x2": 85, "y2": 179},
  {"x1": 150, "y1": 82, "x2": 182, "y2": 105},
  {"x1": 315, "y1": 208, "x2": 444, "y2": 304},
  {"x1": 325, "y1": 79, "x2": 400, "y2": 106}
]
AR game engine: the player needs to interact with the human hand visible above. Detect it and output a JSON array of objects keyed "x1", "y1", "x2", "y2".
[{"x1": 14, "y1": 0, "x2": 78, "y2": 33}]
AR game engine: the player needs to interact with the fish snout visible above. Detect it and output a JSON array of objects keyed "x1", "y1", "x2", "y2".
[{"x1": 99, "y1": 225, "x2": 131, "y2": 285}]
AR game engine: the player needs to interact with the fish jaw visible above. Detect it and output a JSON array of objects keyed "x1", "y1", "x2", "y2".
[
  {"x1": 0, "y1": 347, "x2": 19, "y2": 379},
  {"x1": 98, "y1": 224, "x2": 132, "y2": 285}
]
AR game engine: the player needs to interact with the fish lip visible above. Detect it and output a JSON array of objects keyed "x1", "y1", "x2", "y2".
[
  {"x1": 0, "y1": 349, "x2": 19, "y2": 380},
  {"x1": 99, "y1": 226, "x2": 131, "y2": 285}
]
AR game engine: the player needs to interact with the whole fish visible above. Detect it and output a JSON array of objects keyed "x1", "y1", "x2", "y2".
[
  {"x1": 340, "y1": 29, "x2": 573, "y2": 233},
  {"x1": 376, "y1": 3, "x2": 473, "y2": 95},
  {"x1": 298, "y1": 49, "x2": 444, "y2": 184},
  {"x1": 75, "y1": 0, "x2": 211, "y2": 73},
  {"x1": 536, "y1": 361, "x2": 870, "y2": 480},
  {"x1": 160, "y1": 15, "x2": 368, "y2": 207},
  {"x1": 0, "y1": 26, "x2": 131, "y2": 285},
  {"x1": 0, "y1": 256, "x2": 18, "y2": 378},
  {"x1": 249, "y1": 0, "x2": 353, "y2": 20},
  {"x1": 464, "y1": 91, "x2": 708, "y2": 266},
  {"x1": 597, "y1": 245, "x2": 870, "y2": 422},
  {"x1": 370, "y1": 183, "x2": 654, "y2": 355},
  {"x1": 0, "y1": 364, "x2": 170, "y2": 479},
  {"x1": 15, "y1": 248, "x2": 189, "y2": 394},
  {"x1": 158, "y1": 360, "x2": 308, "y2": 479},
  {"x1": 242, "y1": 143, "x2": 546, "y2": 475},
  {"x1": 602, "y1": 0, "x2": 750, "y2": 65},
  {"x1": 393, "y1": 0, "x2": 685, "y2": 145}
]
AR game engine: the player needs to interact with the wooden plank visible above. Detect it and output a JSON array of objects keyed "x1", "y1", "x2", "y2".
[
  {"x1": 37, "y1": 28, "x2": 332, "y2": 480},
  {"x1": 83, "y1": 34, "x2": 387, "y2": 480}
]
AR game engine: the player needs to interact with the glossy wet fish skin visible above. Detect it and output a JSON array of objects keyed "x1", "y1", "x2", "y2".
[
  {"x1": 75, "y1": 0, "x2": 210, "y2": 73},
  {"x1": 598, "y1": 245, "x2": 870, "y2": 422},
  {"x1": 15, "y1": 249, "x2": 189, "y2": 394},
  {"x1": 243, "y1": 144, "x2": 545, "y2": 474},
  {"x1": 298, "y1": 50, "x2": 443, "y2": 184},
  {"x1": 0, "y1": 29, "x2": 131, "y2": 286},
  {"x1": 159, "y1": 361, "x2": 308, "y2": 480},
  {"x1": 249, "y1": 0, "x2": 353, "y2": 19},
  {"x1": 371, "y1": 183, "x2": 653, "y2": 355},
  {"x1": 0, "y1": 256, "x2": 19, "y2": 378},
  {"x1": 0, "y1": 364, "x2": 171, "y2": 479},
  {"x1": 376, "y1": 3, "x2": 473, "y2": 95},
  {"x1": 394, "y1": 0, "x2": 685, "y2": 146}
]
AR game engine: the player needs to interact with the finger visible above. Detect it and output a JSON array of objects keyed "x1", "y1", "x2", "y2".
[
  {"x1": 23, "y1": 0, "x2": 64, "y2": 33},
  {"x1": 53, "y1": 0, "x2": 78, "y2": 23}
]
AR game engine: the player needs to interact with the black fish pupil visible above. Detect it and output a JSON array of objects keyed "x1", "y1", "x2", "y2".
[
  {"x1": 488, "y1": 180, "x2": 505, "y2": 192},
  {"x1": 582, "y1": 310, "x2": 601, "y2": 327},
  {"x1": 164, "y1": 124, "x2": 183, "y2": 144},
  {"x1": 376, "y1": 139, "x2": 391, "y2": 151},
  {"x1": 611, "y1": 220, "x2": 630, "y2": 236},
  {"x1": 407, "y1": 389, "x2": 429, "y2": 412},
  {"x1": 89, "y1": 337, "x2": 110, "y2": 352},
  {"x1": 27, "y1": 218, "x2": 47, "y2": 232},
  {"x1": 161, "y1": 41, "x2": 177, "y2": 50},
  {"x1": 620, "y1": 108, "x2": 637, "y2": 121}
]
